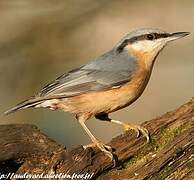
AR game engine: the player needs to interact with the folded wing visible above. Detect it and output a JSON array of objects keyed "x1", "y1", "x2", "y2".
[
  {"x1": 39, "y1": 68, "x2": 133, "y2": 97},
  {"x1": 39, "y1": 50, "x2": 138, "y2": 97}
]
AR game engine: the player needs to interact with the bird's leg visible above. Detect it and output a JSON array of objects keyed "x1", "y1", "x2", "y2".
[
  {"x1": 77, "y1": 116, "x2": 114, "y2": 161},
  {"x1": 95, "y1": 113, "x2": 150, "y2": 143}
]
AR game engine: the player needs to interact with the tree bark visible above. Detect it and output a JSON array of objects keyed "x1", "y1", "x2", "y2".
[{"x1": 0, "y1": 101, "x2": 194, "y2": 180}]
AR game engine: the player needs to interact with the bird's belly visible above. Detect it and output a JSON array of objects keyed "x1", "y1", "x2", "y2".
[{"x1": 60, "y1": 69, "x2": 151, "y2": 116}]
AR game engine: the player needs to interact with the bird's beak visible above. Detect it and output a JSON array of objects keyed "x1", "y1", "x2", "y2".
[{"x1": 168, "y1": 32, "x2": 190, "y2": 41}]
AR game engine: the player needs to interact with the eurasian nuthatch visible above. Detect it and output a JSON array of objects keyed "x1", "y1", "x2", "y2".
[{"x1": 5, "y1": 28, "x2": 190, "y2": 161}]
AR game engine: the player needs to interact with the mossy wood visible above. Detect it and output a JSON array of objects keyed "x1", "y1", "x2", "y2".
[{"x1": 0, "y1": 101, "x2": 194, "y2": 180}]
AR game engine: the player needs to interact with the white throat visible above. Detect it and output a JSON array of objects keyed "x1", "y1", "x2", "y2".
[{"x1": 130, "y1": 39, "x2": 165, "y2": 53}]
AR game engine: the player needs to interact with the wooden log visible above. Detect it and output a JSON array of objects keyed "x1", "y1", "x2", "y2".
[{"x1": 0, "y1": 100, "x2": 193, "y2": 180}]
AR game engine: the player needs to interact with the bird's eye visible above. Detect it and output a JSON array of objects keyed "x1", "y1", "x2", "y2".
[{"x1": 146, "y1": 34, "x2": 155, "y2": 40}]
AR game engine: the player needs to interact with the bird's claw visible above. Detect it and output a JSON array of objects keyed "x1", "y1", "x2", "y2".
[{"x1": 123, "y1": 123, "x2": 150, "y2": 143}]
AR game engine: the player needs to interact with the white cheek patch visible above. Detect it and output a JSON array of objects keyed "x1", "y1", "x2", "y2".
[
  {"x1": 129, "y1": 39, "x2": 166, "y2": 53},
  {"x1": 130, "y1": 40, "x2": 157, "y2": 52}
]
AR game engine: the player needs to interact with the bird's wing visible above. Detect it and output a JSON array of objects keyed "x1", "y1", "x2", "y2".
[
  {"x1": 39, "y1": 68, "x2": 131, "y2": 97},
  {"x1": 38, "y1": 50, "x2": 138, "y2": 97}
]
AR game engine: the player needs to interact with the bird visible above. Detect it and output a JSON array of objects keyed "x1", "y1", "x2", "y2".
[{"x1": 4, "y1": 28, "x2": 189, "y2": 161}]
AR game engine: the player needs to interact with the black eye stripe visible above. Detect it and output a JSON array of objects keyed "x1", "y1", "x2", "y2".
[
  {"x1": 117, "y1": 39, "x2": 129, "y2": 53},
  {"x1": 153, "y1": 33, "x2": 169, "y2": 39},
  {"x1": 116, "y1": 33, "x2": 169, "y2": 53},
  {"x1": 129, "y1": 33, "x2": 169, "y2": 43}
]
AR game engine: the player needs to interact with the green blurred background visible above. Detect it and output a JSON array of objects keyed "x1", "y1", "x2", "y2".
[{"x1": 1, "y1": 0, "x2": 193, "y2": 148}]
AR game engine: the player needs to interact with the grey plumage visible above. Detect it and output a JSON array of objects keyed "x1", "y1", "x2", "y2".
[{"x1": 39, "y1": 49, "x2": 138, "y2": 96}]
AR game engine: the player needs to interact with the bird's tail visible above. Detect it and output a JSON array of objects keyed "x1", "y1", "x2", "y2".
[{"x1": 4, "y1": 97, "x2": 45, "y2": 115}]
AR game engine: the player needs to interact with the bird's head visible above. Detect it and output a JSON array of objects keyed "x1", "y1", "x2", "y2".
[{"x1": 116, "y1": 28, "x2": 189, "y2": 65}]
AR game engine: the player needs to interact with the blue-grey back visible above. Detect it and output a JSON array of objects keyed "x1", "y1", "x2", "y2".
[{"x1": 39, "y1": 48, "x2": 138, "y2": 97}]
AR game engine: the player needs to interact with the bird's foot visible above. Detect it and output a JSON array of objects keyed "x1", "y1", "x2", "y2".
[
  {"x1": 123, "y1": 123, "x2": 150, "y2": 143},
  {"x1": 83, "y1": 141, "x2": 114, "y2": 162}
]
